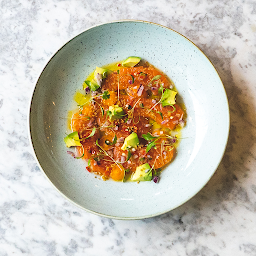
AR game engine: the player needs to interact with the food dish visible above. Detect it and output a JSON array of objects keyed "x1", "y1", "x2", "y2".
[
  {"x1": 29, "y1": 21, "x2": 229, "y2": 219},
  {"x1": 65, "y1": 57, "x2": 185, "y2": 182}
]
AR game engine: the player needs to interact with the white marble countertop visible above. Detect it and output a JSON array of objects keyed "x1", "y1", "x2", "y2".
[{"x1": 1, "y1": 0, "x2": 256, "y2": 255}]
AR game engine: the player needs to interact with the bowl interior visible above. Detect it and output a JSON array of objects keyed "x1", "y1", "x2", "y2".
[{"x1": 30, "y1": 21, "x2": 229, "y2": 219}]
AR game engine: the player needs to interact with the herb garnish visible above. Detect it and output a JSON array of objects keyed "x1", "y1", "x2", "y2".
[
  {"x1": 148, "y1": 75, "x2": 161, "y2": 86},
  {"x1": 126, "y1": 150, "x2": 132, "y2": 162},
  {"x1": 102, "y1": 91, "x2": 110, "y2": 100},
  {"x1": 85, "y1": 127, "x2": 96, "y2": 139},
  {"x1": 92, "y1": 100, "x2": 105, "y2": 116},
  {"x1": 96, "y1": 140, "x2": 124, "y2": 171},
  {"x1": 142, "y1": 132, "x2": 175, "y2": 153},
  {"x1": 130, "y1": 75, "x2": 135, "y2": 84}
]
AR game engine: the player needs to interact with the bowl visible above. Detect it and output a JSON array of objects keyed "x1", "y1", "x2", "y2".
[{"x1": 29, "y1": 20, "x2": 229, "y2": 219}]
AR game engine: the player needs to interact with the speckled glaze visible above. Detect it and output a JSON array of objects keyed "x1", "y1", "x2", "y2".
[{"x1": 29, "y1": 21, "x2": 229, "y2": 219}]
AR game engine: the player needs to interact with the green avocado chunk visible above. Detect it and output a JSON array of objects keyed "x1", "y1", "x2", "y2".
[
  {"x1": 121, "y1": 132, "x2": 139, "y2": 150},
  {"x1": 131, "y1": 163, "x2": 152, "y2": 181},
  {"x1": 122, "y1": 56, "x2": 141, "y2": 67},
  {"x1": 84, "y1": 67, "x2": 109, "y2": 91},
  {"x1": 94, "y1": 67, "x2": 108, "y2": 79},
  {"x1": 84, "y1": 80, "x2": 100, "y2": 91},
  {"x1": 64, "y1": 131, "x2": 82, "y2": 147},
  {"x1": 108, "y1": 105, "x2": 125, "y2": 121},
  {"x1": 161, "y1": 89, "x2": 177, "y2": 107}
]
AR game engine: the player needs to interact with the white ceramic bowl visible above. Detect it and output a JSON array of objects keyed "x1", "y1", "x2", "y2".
[{"x1": 29, "y1": 21, "x2": 229, "y2": 219}]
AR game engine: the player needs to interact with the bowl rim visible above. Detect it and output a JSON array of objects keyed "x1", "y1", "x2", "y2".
[{"x1": 28, "y1": 19, "x2": 230, "y2": 220}]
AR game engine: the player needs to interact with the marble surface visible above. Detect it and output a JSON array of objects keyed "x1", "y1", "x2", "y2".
[{"x1": 1, "y1": 0, "x2": 256, "y2": 255}]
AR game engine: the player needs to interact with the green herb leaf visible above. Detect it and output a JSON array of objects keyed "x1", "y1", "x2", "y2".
[
  {"x1": 102, "y1": 91, "x2": 110, "y2": 100},
  {"x1": 168, "y1": 105, "x2": 176, "y2": 113},
  {"x1": 100, "y1": 106, "x2": 104, "y2": 116},
  {"x1": 154, "y1": 168, "x2": 161, "y2": 176},
  {"x1": 146, "y1": 141, "x2": 156, "y2": 153},
  {"x1": 142, "y1": 132, "x2": 157, "y2": 141},
  {"x1": 88, "y1": 159, "x2": 91, "y2": 167},
  {"x1": 158, "y1": 111, "x2": 163, "y2": 120},
  {"x1": 130, "y1": 75, "x2": 135, "y2": 84},
  {"x1": 106, "y1": 110, "x2": 111, "y2": 117},
  {"x1": 126, "y1": 150, "x2": 132, "y2": 162},
  {"x1": 122, "y1": 169, "x2": 130, "y2": 182},
  {"x1": 111, "y1": 135, "x2": 117, "y2": 145},
  {"x1": 75, "y1": 146, "x2": 84, "y2": 159},
  {"x1": 151, "y1": 75, "x2": 161, "y2": 83},
  {"x1": 92, "y1": 100, "x2": 105, "y2": 117},
  {"x1": 86, "y1": 127, "x2": 96, "y2": 139},
  {"x1": 75, "y1": 152, "x2": 84, "y2": 159},
  {"x1": 158, "y1": 84, "x2": 164, "y2": 94}
]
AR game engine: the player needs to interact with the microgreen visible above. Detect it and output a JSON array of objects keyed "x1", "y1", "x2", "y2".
[
  {"x1": 130, "y1": 75, "x2": 135, "y2": 84},
  {"x1": 75, "y1": 146, "x2": 85, "y2": 159},
  {"x1": 148, "y1": 86, "x2": 164, "y2": 113},
  {"x1": 158, "y1": 111, "x2": 163, "y2": 120},
  {"x1": 168, "y1": 105, "x2": 176, "y2": 113},
  {"x1": 106, "y1": 110, "x2": 111, "y2": 117},
  {"x1": 96, "y1": 140, "x2": 124, "y2": 171},
  {"x1": 146, "y1": 141, "x2": 157, "y2": 153},
  {"x1": 142, "y1": 132, "x2": 157, "y2": 141},
  {"x1": 158, "y1": 84, "x2": 164, "y2": 94},
  {"x1": 148, "y1": 75, "x2": 161, "y2": 86},
  {"x1": 127, "y1": 98, "x2": 141, "y2": 120},
  {"x1": 111, "y1": 135, "x2": 117, "y2": 145},
  {"x1": 126, "y1": 150, "x2": 132, "y2": 162},
  {"x1": 102, "y1": 91, "x2": 110, "y2": 100},
  {"x1": 142, "y1": 133, "x2": 176, "y2": 153},
  {"x1": 86, "y1": 127, "x2": 96, "y2": 139},
  {"x1": 91, "y1": 100, "x2": 104, "y2": 116}
]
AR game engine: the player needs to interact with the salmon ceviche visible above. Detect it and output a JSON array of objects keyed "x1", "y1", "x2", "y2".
[{"x1": 64, "y1": 57, "x2": 185, "y2": 183}]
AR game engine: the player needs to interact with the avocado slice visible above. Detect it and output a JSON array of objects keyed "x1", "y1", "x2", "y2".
[
  {"x1": 94, "y1": 67, "x2": 108, "y2": 79},
  {"x1": 64, "y1": 131, "x2": 82, "y2": 147},
  {"x1": 161, "y1": 89, "x2": 177, "y2": 107},
  {"x1": 107, "y1": 105, "x2": 125, "y2": 121},
  {"x1": 84, "y1": 80, "x2": 100, "y2": 91},
  {"x1": 121, "y1": 132, "x2": 139, "y2": 150},
  {"x1": 93, "y1": 66, "x2": 109, "y2": 87},
  {"x1": 131, "y1": 163, "x2": 152, "y2": 181},
  {"x1": 122, "y1": 56, "x2": 141, "y2": 67}
]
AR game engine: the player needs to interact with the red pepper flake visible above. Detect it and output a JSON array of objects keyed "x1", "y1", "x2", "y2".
[
  {"x1": 117, "y1": 63, "x2": 121, "y2": 67},
  {"x1": 86, "y1": 167, "x2": 91, "y2": 172}
]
